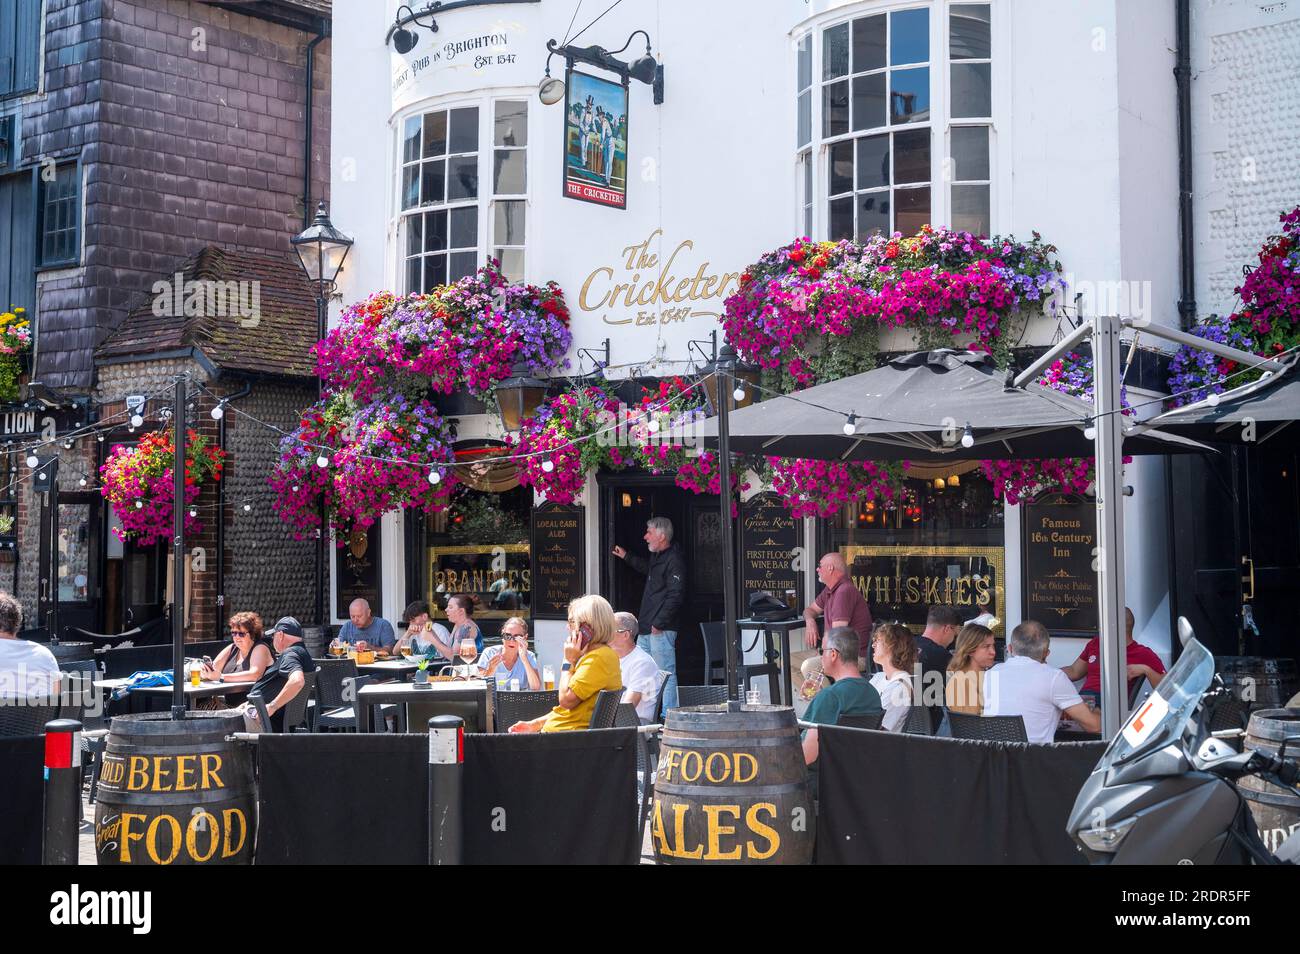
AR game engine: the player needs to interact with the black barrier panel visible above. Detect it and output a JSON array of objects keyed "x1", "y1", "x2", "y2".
[
  {"x1": 463, "y1": 728, "x2": 639, "y2": 865},
  {"x1": 256, "y1": 734, "x2": 427, "y2": 865},
  {"x1": 0, "y1": 735, "x2": 44, "y2": 864},
  {"x1": 817, "y1": 727, "x2": 1106, "y2": 865}
]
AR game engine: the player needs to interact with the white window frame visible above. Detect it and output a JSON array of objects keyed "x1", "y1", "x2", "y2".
[
  {"x1": 795, "y1": 0, "x2": 1004, "y2": 242},
  {"x1": 391, "y1": 92, "x2": 534, "y2": 293}
]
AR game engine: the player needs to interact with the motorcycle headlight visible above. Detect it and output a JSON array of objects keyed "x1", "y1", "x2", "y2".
[{"x1": 1078, "y1": 815, "x2": 1137, "y2": 853}]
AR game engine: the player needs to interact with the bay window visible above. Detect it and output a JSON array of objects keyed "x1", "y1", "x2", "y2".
[{"x1": 799, "y1": 1, "x2": 994, "y2": 241}]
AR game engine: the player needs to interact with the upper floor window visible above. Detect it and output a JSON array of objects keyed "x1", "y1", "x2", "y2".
[
  {"x1": 0, "y1": 0, "x2": 41, "y2": 100},
  {"x1": 38, "y1": 162, "x2": 80, "y2": 267},
  {"x1": 399, "y1": 99, "x2": 529, "y2": 292},
  {"x1": 800, "y1": 2, "x2": 993, "y2": 241}
]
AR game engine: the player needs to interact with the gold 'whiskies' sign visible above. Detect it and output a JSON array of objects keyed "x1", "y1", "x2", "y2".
[
  {"x1": 578, "y1": 229, "x2": 741, "y2": 328},
  {"x1": 841, "y1": 546, "x2": 1005, "y2": 632}
]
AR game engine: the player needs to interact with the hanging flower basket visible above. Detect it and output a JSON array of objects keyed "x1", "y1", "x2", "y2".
[
  {"x1": 1168, "y1": 206, "x2": 1300, "y2": 406},
  {"x1": 100, "y1": 429, "x2": 225, "y2": 546},
  {"x1": 508, "y1": 385, "x2": 629, "y2": 505},
  {"x1": 270, "y1": 393, "x2": 455, "y2": 540},
  {"x1": 0, "y1": 307, "x2": 33, "y2": 404}
]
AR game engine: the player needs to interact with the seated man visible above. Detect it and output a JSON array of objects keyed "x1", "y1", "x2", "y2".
[
  {"x1": 801, "y1": 627, "x2": 883, "y2": 767},
  {"x1": 984, "y1": 619, "x2": 1101, "y2": 743},
  {"x1": 612, "y1": 611, "x2": 660, "y2": 723},
  {"x1": 1061, "y1": 607, "x2": 1166, "y2": 705},
  {"x1": 239, "y1": 617, "x2": 317, "y2": 733},
  {"x1": 337, "y1": 598, "x2": 397, "y2": 652},
  {"x1": 0, "y1": 592, "x2": 60, "y2": 703}
]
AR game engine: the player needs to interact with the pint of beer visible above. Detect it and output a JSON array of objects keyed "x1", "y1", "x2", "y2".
[{"x1": 543, "y1": 665, "x2": 555, "y2": 691}]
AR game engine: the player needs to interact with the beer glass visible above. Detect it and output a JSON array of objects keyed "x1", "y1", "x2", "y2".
[{"x1": 543, "y1": 665, "x2": 556, "y2": 691}]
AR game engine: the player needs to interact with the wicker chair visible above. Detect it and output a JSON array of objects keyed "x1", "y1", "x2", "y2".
[
  {"x1": 676, "y1": 684, "x2": 729, "y2": 710},
  {"x1": 838, "y1": 711, "x2": 884, "y2": 730},
  {"x1": 491, "y1": 688, "x2": 558, "y2": 732},
  {"x1": 901, "y1": 705, "x2": 934, "y2": 736},
  {"x1": 0, "y1": 701, "x2": 60, "y2": 737},
  {"x1": 312, "y1": 658, "x2": 360, "y2": 731},
  {"x1": 948, "y1": 711, "x2": 1029, "y2": 742},
  {"x1": 650, "y1": 669, "x2": 671, "y2": 723},
  {"x1": 587, "y1": 688, "x2": 623, "y2": 729}
]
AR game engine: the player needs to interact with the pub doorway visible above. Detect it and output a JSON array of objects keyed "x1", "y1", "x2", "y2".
[
  {"x1": 598, "y1": 473, "x2": 726, "y2": 685},
  {"x1": 1170, "y1": 445, "x2": 1300, "y2": 662}
]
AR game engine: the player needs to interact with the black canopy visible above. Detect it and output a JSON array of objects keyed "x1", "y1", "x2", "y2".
[
  {"x1": 699, "y1": 350, "x2": 1207, "y2": 462},
  {"x1": 1141, "y1": 361, "x2": 1300, "y2": 445}
]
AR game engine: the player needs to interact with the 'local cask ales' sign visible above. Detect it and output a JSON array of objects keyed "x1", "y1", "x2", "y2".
[
  {"x1": 530, "y1": 502, "x2": 584, "y2": 620},
  {"x1": 1021, "y1": 493, "x2": 1098, "y2": 636},
  {"x1": 740, "y1": 492, "x2": 802, "y2": 608}
]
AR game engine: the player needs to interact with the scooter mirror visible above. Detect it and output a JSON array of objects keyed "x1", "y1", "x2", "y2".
[{"x1": 1177, "y1": 616, "x2": 1195, "y2": 647}]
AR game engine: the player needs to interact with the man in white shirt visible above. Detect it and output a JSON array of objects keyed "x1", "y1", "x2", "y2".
[
  {"x1": 984, "y1": 619, "x2": 1100, "y2": 744},
  {"x1": 0, "y1": 592, "x2": 60, "y2": 701},
  {"x1": 612, "y1": 611, "x2": 661, "y2": 723}
]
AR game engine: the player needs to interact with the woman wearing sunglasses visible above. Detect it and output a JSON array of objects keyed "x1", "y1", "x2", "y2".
[{"x1": 202, "y1": 612, "x2": 274, "y2": 684}]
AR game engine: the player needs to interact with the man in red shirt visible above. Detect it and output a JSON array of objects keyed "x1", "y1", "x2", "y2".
[
  {"x1": 802, "y1": 552, "x2": 873, "y2": 658},
  {"x1": 1061, "y1": 607, "x2": 1166, "y2": 703}
]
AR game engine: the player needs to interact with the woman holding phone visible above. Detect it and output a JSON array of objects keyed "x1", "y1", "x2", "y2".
[{"x1": 509, "y1": 594, "x2": 621, "y2": 733}]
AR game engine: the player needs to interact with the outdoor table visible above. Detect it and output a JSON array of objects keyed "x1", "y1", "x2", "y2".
[
  {"x1": 95, "y1": 677, "x2": 249, "y2": 712},
  {"x1": 736, "y1": 617, "x2": 803, "y2": 706},
  {"x1": 355, "y1": 659, "x2": 421, "y2": 678},
  {"x1": 355, "y1": 679, "x2": 490, "y2": 733}
]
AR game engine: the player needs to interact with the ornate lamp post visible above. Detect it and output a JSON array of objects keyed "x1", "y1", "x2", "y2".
[{"x1": 291, "y1": 201, "x2": 353, "y2": 627}]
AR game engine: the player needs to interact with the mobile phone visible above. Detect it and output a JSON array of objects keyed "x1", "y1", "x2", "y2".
[{"x1": 575, "y1": 623, "x2": 593, "y2": 653}]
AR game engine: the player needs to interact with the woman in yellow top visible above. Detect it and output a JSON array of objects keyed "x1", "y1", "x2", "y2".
[
  {"x1": 945, "y1": 622, "x2": 996, "y2": 715},
  {"x1": 508, "y1": 594, "x2": 622, "y2": 733}
]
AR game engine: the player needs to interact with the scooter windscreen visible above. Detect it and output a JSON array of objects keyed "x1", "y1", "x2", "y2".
[{"x1": 1095, "y1": 638, "x2": 1215, "y2": 771}]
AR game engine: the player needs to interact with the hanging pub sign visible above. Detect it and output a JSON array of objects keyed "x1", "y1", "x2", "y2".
[
  {"x1": 0, "y1": 405, "x2": 82, "y2": 439},
  {"x1": 740, "y1": 492, "x2": 802, "y2": 610},
  {"x1": 530, "y1": 502, "x2": 584, "y2": 620},
  {"x1": 1021, "y1": 492, "x2": 1099, "y2": 636},
  {"x1": 336, "y1": 523, "x2": 382, "y2": 620},
  {"x1": 563, "y1": 69, "x2": 628, "y2": 209},
  {"x1": 841, "y1": 546, "x2": 1005, "y2": 632}
]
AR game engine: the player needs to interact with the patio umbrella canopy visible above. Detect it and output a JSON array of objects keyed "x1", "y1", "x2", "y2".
[
  {"x1": 699, "y1": 349, "x2": 1207, "y2": 462},
  {"x1": 1141, "y1": 360, "x2": 1300, "y2": 444}
]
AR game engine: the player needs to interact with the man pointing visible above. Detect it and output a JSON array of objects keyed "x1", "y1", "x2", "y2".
[{"x1": 614, "y1": 516, "x2": 685, "y2": 710}]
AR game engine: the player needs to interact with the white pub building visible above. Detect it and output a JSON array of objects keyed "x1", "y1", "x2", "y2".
[{"x1": 325, "y1": 0, "x2": 1300, "y2": 687}]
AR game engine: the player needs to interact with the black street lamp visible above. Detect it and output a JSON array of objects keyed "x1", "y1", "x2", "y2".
[
  {"x1": 495, "y1": 363, "x2": 548, "y2": 432},
  {"x1": 291, "y1": 200, "x2": 353, "y2": 627}
]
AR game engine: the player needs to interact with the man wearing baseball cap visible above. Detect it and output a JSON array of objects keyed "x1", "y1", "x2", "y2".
[{"x1": 240, "y1": 616, "x2": 317, "y2": 733}]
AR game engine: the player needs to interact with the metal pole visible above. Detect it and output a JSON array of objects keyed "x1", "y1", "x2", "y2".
[
  {"x1": 172, "y1": 376, "x2": 187, "y2": 720},
  {"x1": 427, "y1": 715, "x2": 464, "y2": 865},
  {"x1": 42, "y1": 718, "x2": 82, "y2": 865},
  {"x1": 1092, "y1": 315, "x2": 1127, "y2": 738},
  {"x1": 316, "y1": 293, "x2": 327, "y2": 628},
  {"x1": 716, "y1": 346, "x2": 740, "y2": 702}
]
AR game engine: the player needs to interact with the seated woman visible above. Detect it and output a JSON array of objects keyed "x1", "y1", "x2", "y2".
[
  {"x1": 868, "y1": 622, "x2": 916, "y2": 732},
  {"x1": 421, "y1": 593, "x2": 485, "y2": 663},
  {"x1": 945, "y1": 622, "x2": 996, "y2": 715},
  {"x1": 509, "y1": 594, "x2": 621, "y2": 733},
  {"x1": 201, "y1": 612, "x2": 274, "y2": 685},
  {"x1": 478, "y1": 616, "x2": 541, "y2": 689},
  {"x1": 394, "y1": 600, "x2": 452, "y2": 660}
]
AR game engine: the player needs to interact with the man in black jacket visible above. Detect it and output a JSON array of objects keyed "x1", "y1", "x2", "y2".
[{"x1": 613, "y1": 516, "x2": 685, "y2": 710}]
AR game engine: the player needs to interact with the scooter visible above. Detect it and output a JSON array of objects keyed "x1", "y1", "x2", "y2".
[{"x1": 1067, "y1": 618, "x2": 1300, "y2": 864}]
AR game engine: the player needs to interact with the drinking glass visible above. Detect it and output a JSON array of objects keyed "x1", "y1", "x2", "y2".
[{"x1": 458, "y1": 638, "x2": 477, "y2": 666}]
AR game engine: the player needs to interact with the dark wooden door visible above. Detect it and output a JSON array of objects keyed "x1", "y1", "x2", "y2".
[
  {"x1": 600, "y1": 476, "x2": 727, "y2": 685},
  {"x1": 1171, "y1": 446, "x2": 1300, "y2": 661}
]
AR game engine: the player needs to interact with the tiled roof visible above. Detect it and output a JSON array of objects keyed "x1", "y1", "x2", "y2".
[{"x1": 96, "y1": 246, "x2": 320, "y2": 380}]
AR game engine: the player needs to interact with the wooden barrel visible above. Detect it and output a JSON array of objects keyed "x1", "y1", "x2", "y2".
[
  {"x1": 1217, "y1": 657, "x2": 1299, "y2": 709},
  {"x1": 1239, "y1": 708, "x2": 1300, "y2": 855},
  {"x1": 652, "y1": 702, "x2": 814, "y2": 865},
  {"x1": 94, "y1": 711, "x2": 255, "y2": 865}
]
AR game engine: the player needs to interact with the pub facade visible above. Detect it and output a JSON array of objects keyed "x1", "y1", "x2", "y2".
[{"x1": 326, "y1": 0, "x2": 1298, "y2": 681}]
